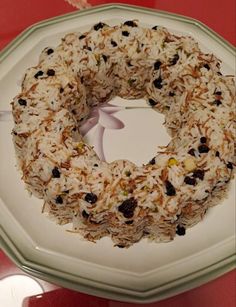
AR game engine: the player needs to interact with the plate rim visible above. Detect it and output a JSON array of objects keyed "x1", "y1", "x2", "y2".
[
  {"x1": 0, "y1": 3, "x2": 235, "y2": 303},
  {"x1": 1, "y1": 229, "x2": 235, "y2": 303},
  {"x1": 0, "y1": 3, "x2": 235, "y2": 62}
]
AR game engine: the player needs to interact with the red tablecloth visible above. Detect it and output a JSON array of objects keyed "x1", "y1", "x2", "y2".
[{"x1": 0, "y1": 1, "x2": 235, "y2": 306}]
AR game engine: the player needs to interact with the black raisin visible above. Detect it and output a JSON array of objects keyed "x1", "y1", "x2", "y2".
[
  {"x1": 118, "y1": 197, "x2": 137, "y2": 218},
  {"x1": 122, "y1": 31, "x2": 130, "y2": 37},
  {"x1": 184, "y1": 176, "x2": 197, "y2": 185},
  {"x1": 47, "y1": 69, "x2": 55, "y2": 76},
  {"x1": 153, "y1": 77, "x2": 163, "y2": 89},
  {"x1": 214, "y1": 99, "x2": 222, "y2": 106},
  {"x1": 117, "y1": 245, "x2": 125, "y2": 248},
  {"x1": 18, "y1": 98, "x2": 27, "y2": 106},
  {"x1": 52, "y1": 167, "x2": 60, "y2": 178},
  {"x1": 200, "y1": 137, "x2": 207, "y2": 143},
  {"x1": 55, "y1": 195, "x2": 63, "y2": 204},
  {"x1": 125, "y1": 220, "x2": 133, "y2": 225},
  {"x1": 198, "y1": 144, "x2": 210, "y2": 153},
  {"x1": 215, "y1": 91, "x2": 222, "y2": 95},
  {"x1": 148, "y1": 98, "x2": 158, "y2": 106},
  {"x1": 124, "y1": 20, "x2": 137, "y2": 27},
  {"x1": 127, "y1": 61, "x2": 133, "y2": 67},
  {"x1": 47, "y1": 48, "x2": 54, "y2": 55},
  {"x1": 93, "y1": 163, "x2": 98, "y2": 167},
  {"x1": 203, "y1": 63, "x2": 210, "y2": 70},
  {"x1": 85, "y1": 192, "x2": 98, "y2": 204},
  {"x1": 170, "y1": 54, "x2": 179, "y2": 65},
  {"x1": 125, "y1": 170, "x2": 131, "y2": 177},
  {"x1": 188, "y1": 148, "x2": 196, "y2": 156},
  {"x1": 152, "y1": 26, "x2": 158, "y2": 30},
  {"x1": 60, "y1": 87, "x2": 64, "y2": 93},
  {"x1": 94, "y1": 22, "x2": 106, "y2": 31},
  {"x1": 193, "y1": 169, "x2": 205, "y2": 180},
  {"x1": 169, "y1": 92, "x2": 175, "y2": 97},
  {"x1": 34, "y1": 70, "x2": 44, "y2": 78},
  {"x1": 215, "y1": 151, "x2": 220, "y2": 157},
  {"x1": 82, "y1": 210, "x2": 89, "y2": 219},
  {"x1": 176, "y1": 214, "x2": 181, "y2": 220},
  {"x1": 227, "y1": 162, "x2": 233, "y2": 169},
  {"x1": 111, "y1": 40, "x2": 117, "y2": 47},
  {"x1": 102, "y1": 54, "x2": 108, "y2": 62},
  {"x1": 165, "y1": 180, "x2": 176, "y2": 196},
  {"x1": 154, "y1": 60, "x2": 162, "y2": 70},
  {"x1": 149, "y1": 157, "x2": 156, "y2": 165},
  {"x1": 176, "y1": 225, "x2": 186, "y2": 236},
  {"x1": 79, "y1": 34, "x2": 86, "y2": 39}
]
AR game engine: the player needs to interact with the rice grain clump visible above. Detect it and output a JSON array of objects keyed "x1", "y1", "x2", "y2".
[{"x1": 11, "y1": 21, "x2": 235, "y2": 247}]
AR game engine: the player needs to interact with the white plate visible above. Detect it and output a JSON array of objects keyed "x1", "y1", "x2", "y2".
[{"x1": 0, "y1": 4, "x2": 235, "y2": 303}]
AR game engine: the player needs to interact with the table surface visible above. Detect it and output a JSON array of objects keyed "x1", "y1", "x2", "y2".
[{"x1": 0, "y1": 1, "x2": 235, "y2": 306}]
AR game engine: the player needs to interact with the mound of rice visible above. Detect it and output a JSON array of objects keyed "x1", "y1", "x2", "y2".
[{"x1": 11, "y1": 21, "x2": 235, "y2": 247}]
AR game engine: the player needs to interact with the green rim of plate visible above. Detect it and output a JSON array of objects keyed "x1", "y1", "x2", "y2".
[
  {"x1": 1, "y1": 228, "x2": 235, "y2": 303},
  {"x1": 0, "y1": 3, "x2": 235, "y2": 303},
  {"x1": 0, "y1": 3, "x2": 235, "y2": 61}
]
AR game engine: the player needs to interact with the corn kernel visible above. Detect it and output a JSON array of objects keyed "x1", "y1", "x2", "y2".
[
  {"x1": 77, "y1": 142, "x2": 85, "y2": 151},
  {"x1": 184, "y1": 158, "x2": 196, "y2": 171},
  {"x1": 168, "y1": 157, "x2": 178, "y2": 167}
]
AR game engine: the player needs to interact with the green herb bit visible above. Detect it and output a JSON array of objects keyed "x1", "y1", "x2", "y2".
[
  {"x1": 123, "y1": 190, "x2": 129, "y2": 196},
  {"x1": 128, "y1": 78, "x2": 135, "y2": 86}
]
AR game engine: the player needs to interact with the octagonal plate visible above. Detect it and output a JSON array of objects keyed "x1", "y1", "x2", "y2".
[{"x1": 0, "y1": 4, "x2": 235, "y2": 303}]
